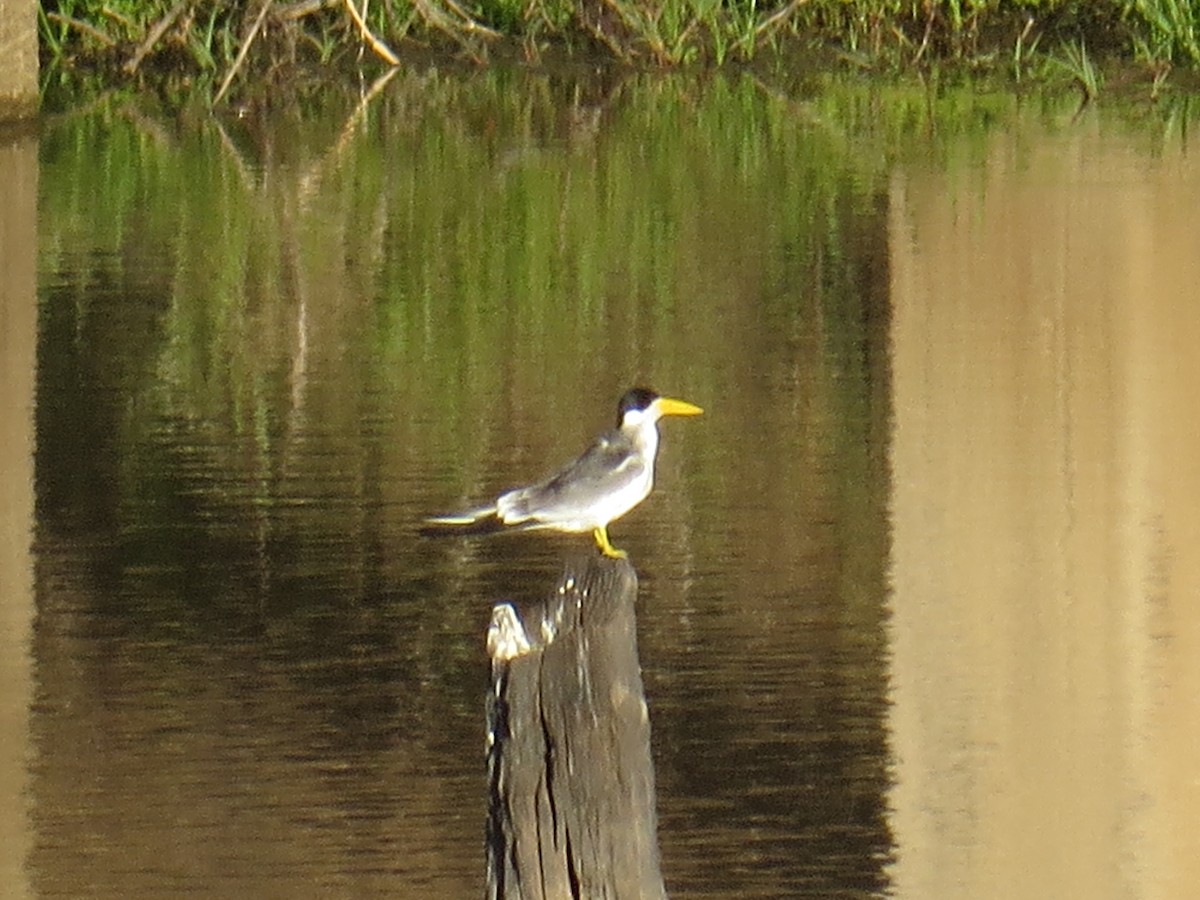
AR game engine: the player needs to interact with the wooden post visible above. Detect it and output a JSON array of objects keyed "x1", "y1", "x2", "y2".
[
  {"x1": 0, "y1": 0, "x2": 37, "y2": 119},
  {"x1": 486, "y1": 555, "x2": 666, "y2": 900}
]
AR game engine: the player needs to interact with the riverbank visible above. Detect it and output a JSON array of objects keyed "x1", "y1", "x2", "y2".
[{"x1": 37, "y1": 0, "x2": 1200, "y2": 105}]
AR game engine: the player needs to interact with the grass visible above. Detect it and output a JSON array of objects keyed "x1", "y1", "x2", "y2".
[
  {"x1": 1050, "y1": 38, "x2": 1103, "y2": 101},
  {"x1": 34, "y1": 0, "x2": 1200, "y2": 103},
  {"x1": 1126, "y1": 0, "x2": 1200, "y2": 66}
]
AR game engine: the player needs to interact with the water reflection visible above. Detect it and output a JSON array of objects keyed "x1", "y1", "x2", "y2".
[
  {"x1": 888, "y1": 121, "x2": 1200, "y2": 900},
  {"x1": 30, "y1": 69, "x2": 893, "y2": 898},
  {"x1": 0, "y1": 132, "x2": 37, "y2": 900},
  {"x1": 18, "y1": 70, "x2": 1200, "y2": 899}
]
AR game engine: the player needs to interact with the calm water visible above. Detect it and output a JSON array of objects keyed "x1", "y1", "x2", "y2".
[{"x1": 2, "y1": 72, "x2": 1198, "y2": 898}]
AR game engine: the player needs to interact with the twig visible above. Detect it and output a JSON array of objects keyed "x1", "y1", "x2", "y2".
[
  {"x1": 602, "y1": 0, "x2": 648, "y2": 41},
  {"x1": 47, "y1": 12, "x2": 116, "y2": 47},
  {"x1": 440, "y1": 0, "x2": 501, "y2": 37},
  {"x1": 755, "y1": 0, "x2": 806, "y2": 40},
  {"x1": 213, "y1": 0, "x2": 274, "y2": 106},
  {"x1": 100, "y1": 6, "x2": 136, "y2": 33},
  {"x1": 274, "y1": 0, "x2": 337, "y2": 20},
  {"x1": 124, "y1": 0, "x2": 189, "y2": 74},
  {"x1": 311, "y1": 66, "x2": 399, "y2": 190},
  {"x1": 413, "y1": 0, "x2": 500, "y2": 56},
  {"x1": 343, "y1": 0, "x2": 400, "y2": 65},
  {"x1": 912, "y1": 4, "x2": 935, "y2": 65},
  {"x1": 211, "y1": 117, "x2": 256, "y2": 191},
  {"x1": 576, "y1": 1, "x2": 633, "y2": 64}
]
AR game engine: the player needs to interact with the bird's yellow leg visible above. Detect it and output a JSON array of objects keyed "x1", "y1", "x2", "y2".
[{"x1": 593, "y1": 526, "x2": 627, "y2": 559}]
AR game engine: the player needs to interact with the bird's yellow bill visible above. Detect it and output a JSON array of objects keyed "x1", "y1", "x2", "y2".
[{"x1": 657, "y1": 397, "x2": 703, "y2": 417}]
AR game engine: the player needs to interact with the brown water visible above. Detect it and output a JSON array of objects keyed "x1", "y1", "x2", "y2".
[
  {"x1": 2, "y1": 75, "x2": 1198, "y2": 898},
  {"x1": 888, "y1": 121, "x2": 1200, "y2": 900}
]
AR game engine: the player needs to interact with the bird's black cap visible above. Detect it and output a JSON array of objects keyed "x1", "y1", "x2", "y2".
[{"x1": 617, "y1": 387, "x2": 660, "y2": 422}]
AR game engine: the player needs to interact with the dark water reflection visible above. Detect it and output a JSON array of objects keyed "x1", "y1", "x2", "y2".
[
  {"x1": 26, "y1": 70, "x2": 893, "y2": 897},
  {"x1": 22, "y1": 69, "x2": 1198, "y2": 899}
]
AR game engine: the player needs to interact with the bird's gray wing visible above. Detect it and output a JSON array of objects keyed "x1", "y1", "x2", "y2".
[{"x1": 497, "y1": 434, "x2": 644, "y2": 523}]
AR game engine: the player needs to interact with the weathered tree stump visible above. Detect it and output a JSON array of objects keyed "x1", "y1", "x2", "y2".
[{"x1": 485, "y1": 554, "x2": 666, "y2": 900}]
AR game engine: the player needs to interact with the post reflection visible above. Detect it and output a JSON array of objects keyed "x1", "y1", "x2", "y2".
[{"x1": 0, "y1": 134, "x2": 37, "y2": 900}]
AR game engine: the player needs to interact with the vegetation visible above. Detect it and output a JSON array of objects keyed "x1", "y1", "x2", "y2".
[{"x1": 36, "y1": 0, "x2": 1200, "y2": 104}]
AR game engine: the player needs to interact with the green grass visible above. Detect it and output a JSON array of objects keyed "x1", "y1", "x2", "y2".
[
  {"x1": 1050, "y1": 37, "x2": 1103, "y2": 100},
  {"x1": 34, "y1": 0, "x2": 1200, "y2": 103},
  {"x1": 1126, "y1": 0, "x2": 1200, "y2": 66}
]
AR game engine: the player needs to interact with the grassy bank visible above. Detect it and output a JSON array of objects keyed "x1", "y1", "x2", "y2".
[{"x1": 38, "y1": 0, "x2": 1200, "y2": 102}]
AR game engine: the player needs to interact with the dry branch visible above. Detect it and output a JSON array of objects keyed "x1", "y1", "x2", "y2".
[
  {"x1": 47, "y1": 12, "x2": 116, "y2": 47},
  {"x1": 274, "y1": 0, "x2": 338, "y2": 20},
  {"x1": 124, "y1": 0, "x2": 189, "y2": 73},
  {"x1": 343, "y1": 0, "x2": 400, "y2": 65},
  {"x1": 213, "y1": 0, "x2": 275, "y2": 105},
  {"x1": 756, "y1": 0, "x2": 808, "y2": 40},
  {"x1": 412, "y1": 0, "x2": 501, "y2": 50}
]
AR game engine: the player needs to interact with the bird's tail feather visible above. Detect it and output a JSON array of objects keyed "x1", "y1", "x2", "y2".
[
  {"x1": 425, "y1": 504, "x2": 496, "y2": 525},
  {"x1": 421, "y1": 504, "x2": 501, "y2": 537}
]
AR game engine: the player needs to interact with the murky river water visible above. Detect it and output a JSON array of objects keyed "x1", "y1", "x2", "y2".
[{"x1": 2, "y1": 72, "x2": 1198, "y2": 898}]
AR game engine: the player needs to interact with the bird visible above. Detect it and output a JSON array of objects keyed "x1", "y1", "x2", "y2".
[{"x1": 425, "y1": 387, "x2": 703, "y2": 558}]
